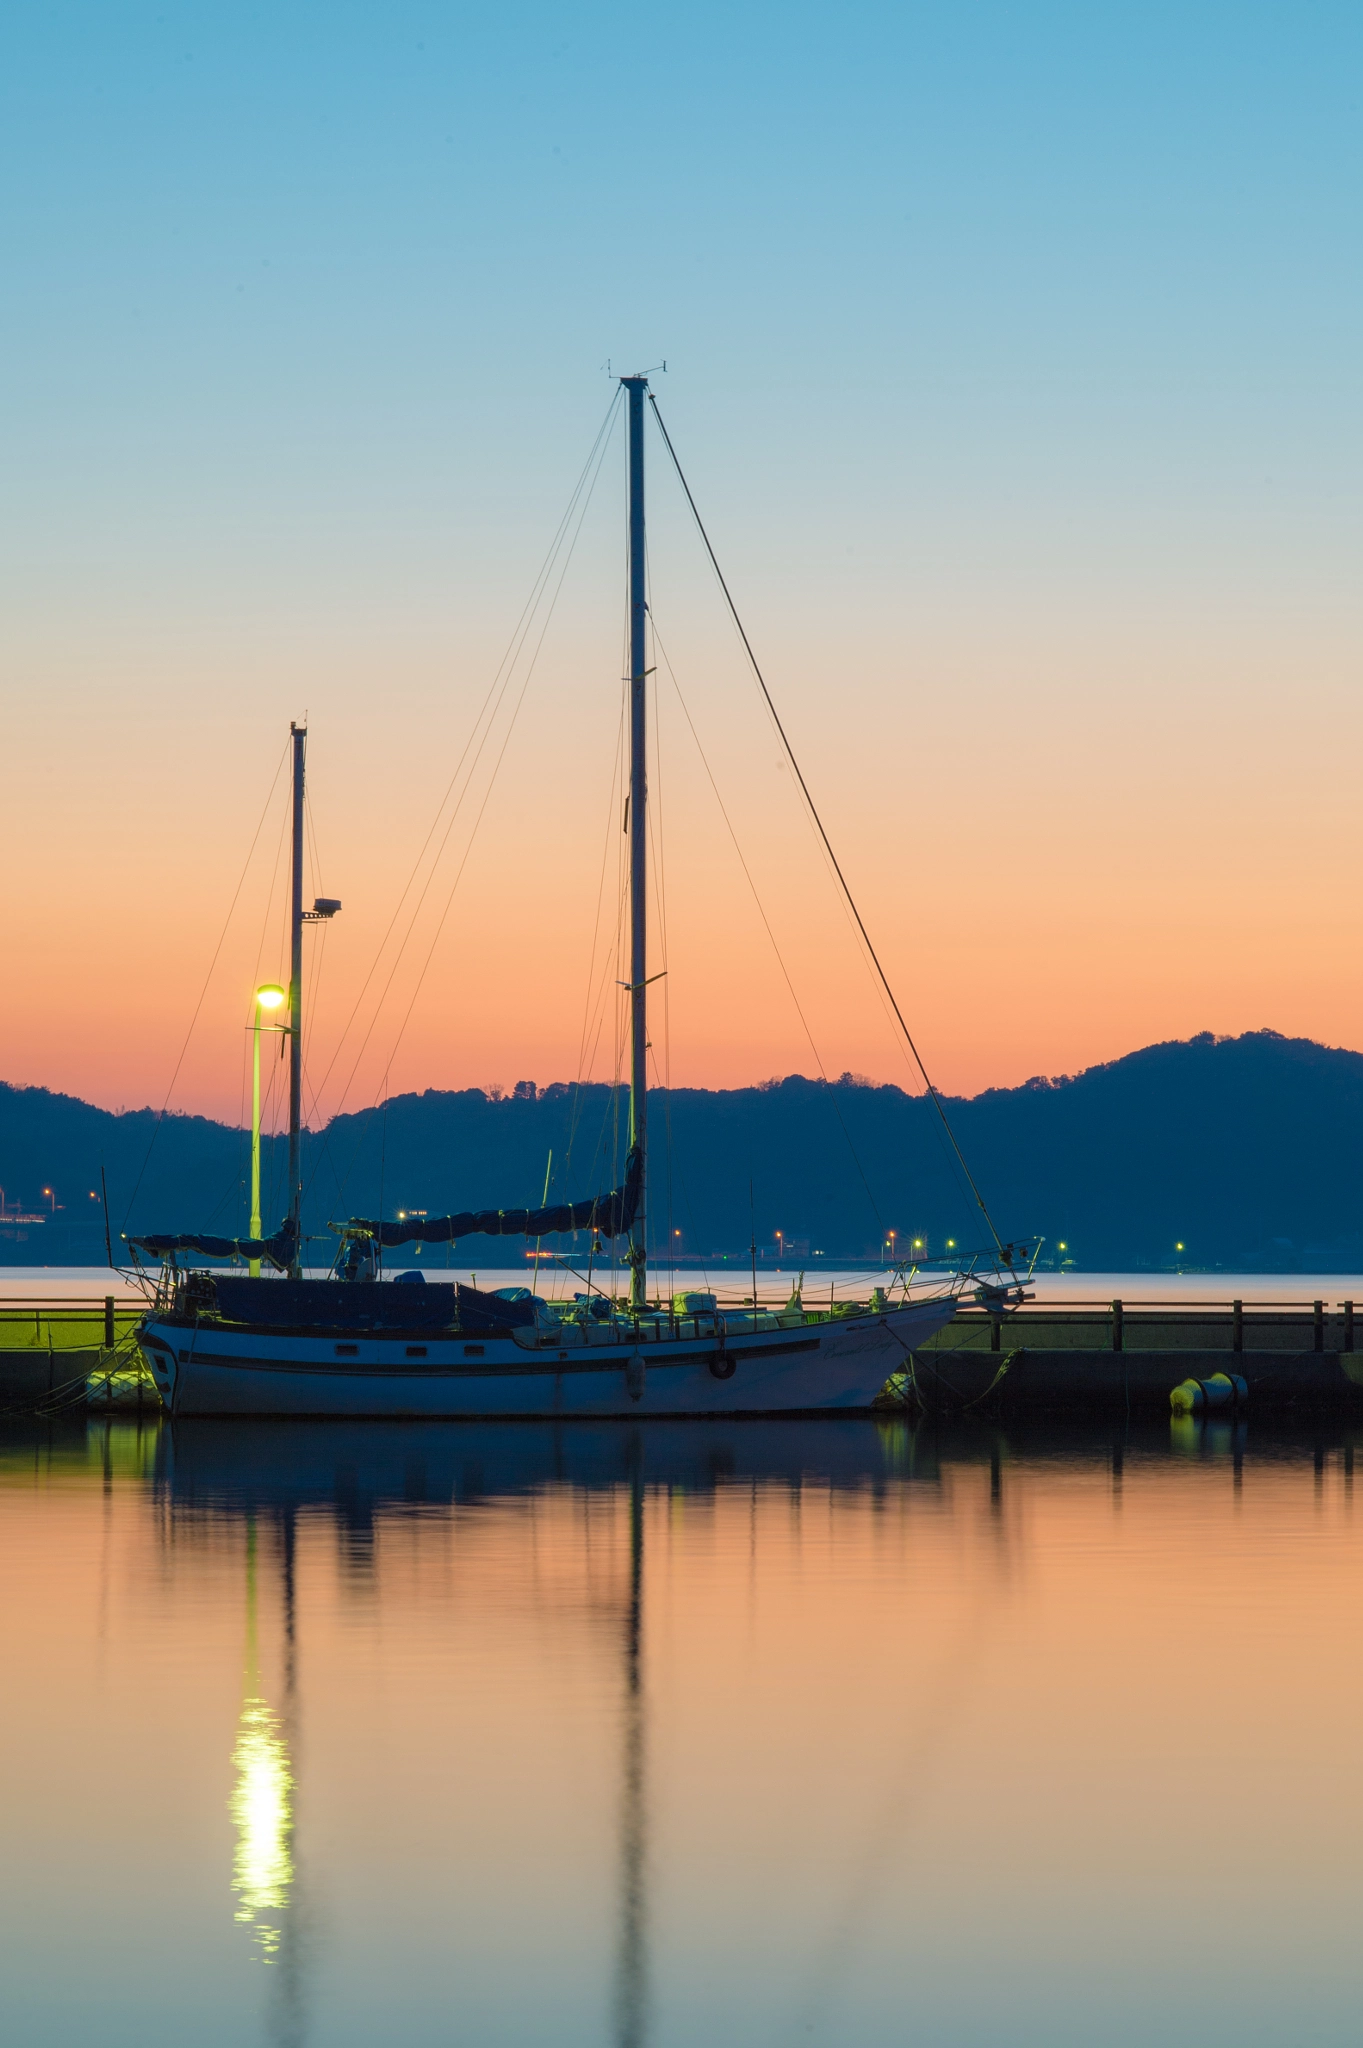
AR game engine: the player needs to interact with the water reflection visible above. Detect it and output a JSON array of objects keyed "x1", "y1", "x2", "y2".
[
  {"x1": 8, "y1": 1412, "x2": 1363, "y2": 2047},
  {"x1": 229, "y1": 1509, "x2": 307, "y2": 2047},
  {"x1": 231, "y1": 1520, "x2": 294, "y2": 1956},
  {"x1": 615, "y1": 1449, "x2": 648, "y2": 2048},
  {"x1": 153, "y1": 1413, "x2": 934, "y2": 1513}
]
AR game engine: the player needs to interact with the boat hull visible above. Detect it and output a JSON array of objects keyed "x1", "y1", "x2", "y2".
[{"x1": 136, "y1": 1298, "x2": 955, "y2": 1418}]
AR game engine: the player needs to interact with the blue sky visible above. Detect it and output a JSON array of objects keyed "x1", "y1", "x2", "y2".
[
  {"x1": 2, "y1": 2, "x2": 1360, "y2": 1114},
  {"x1": 8, "y1": 0, "x2": 1356, "y2": 576}
]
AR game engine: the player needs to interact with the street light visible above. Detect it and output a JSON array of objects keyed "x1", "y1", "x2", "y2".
[{"x1": 250, "y1": 985, "x2": 287, "y2": 1278}]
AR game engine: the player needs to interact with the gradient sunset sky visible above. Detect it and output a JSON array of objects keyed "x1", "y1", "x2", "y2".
[{"x1": 2, "y1": 1, "x2": 1359, "y2": 1126}]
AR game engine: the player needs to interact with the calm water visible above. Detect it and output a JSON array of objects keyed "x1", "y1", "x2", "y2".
[{"x1": 3, "y1": 1413, "x2": 1361, "y2": 2046}]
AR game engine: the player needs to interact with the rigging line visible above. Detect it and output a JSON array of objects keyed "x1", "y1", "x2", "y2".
[
  {"x1": 642, "y1": 559, "x2": 676, "y2": 1264},
  {"x1": 122, "y1": 737, "x2": 290, "y2": 1227},
  {"x1": 306, "y1": 389, "x2": 625, "y2": 1126},
  {"x1": 561, "y1": 695, "x2": 627, "y2": 1196},
  {"x1": 642, "y1": 564, "x2": 676, "y2": 1287},
  {"x1": 306, "y1": 430, "x2": 621, "y2": 1212},
  {"x1": 728, "y1": 667, "x2": 988, "y2": 1243},
  {"x1": 776, "y1": 791, "x2": 984, "y2": 1223},
  {"x1": 566, "y1": 989, "x2": 616, "y2": 1195},
  {"x1": 353, "y1": 396, "x2": 621, "y2": 1123},
  {"x1": 577, "y1": 953, "x2": 623, "y2": 1133},
  {"x1": 750, "y1": 765, "x2": 985, "y2": 1233},
  {"x1": 649, "y1": 619, "x2": 885, "y2": 1234},
  {"x1": 574, "y1": 689, "x2": 628, "y2": 1087},
  {"x1": 643, "y1": 539, "x2": 671, "y2": 985},
  {"x1": 556, "y1": 708, "x2": 626, "y2": 1196},
  {"x1": 302, "y1": 790, "x2": 330, "y2": 1086},
  {"x1": 300, "y1": 840, "x2": 334, "y2": 1131},
  {"x1": 648, "y1": 392, "x2": 1003, "y2": 1252},
  {"x1": 316, "y1": 402, "x2": 623, "y2": 1213},
  {"x1": 646, "y1": 735, "x2": 678, "y2": 1292},
  {"x1": 775, "y1": 757, "x2": 971, "y2": 1207},
  {"x1": 250, "y1": 769, "x2": 292, "y2": 993},
  {"x1": 568, "y1": 863, "x2": 629, "y2": 1206},
  {"x1": 645, "y1": 1037, "x2": 681, "y2": 1282},
  {"x1": 571, "y1": 962, "x2": 623, "y2": 1184}
]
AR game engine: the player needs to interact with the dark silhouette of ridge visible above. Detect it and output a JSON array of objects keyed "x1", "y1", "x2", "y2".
[{"x1": 2, "y1": 1029, "x2": 1360, "y2": 1271}]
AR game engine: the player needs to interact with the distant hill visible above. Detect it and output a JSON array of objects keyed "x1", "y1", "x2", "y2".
[{"x1": 3, "y1": 1029, "x2": 1361, "y2": 1271}]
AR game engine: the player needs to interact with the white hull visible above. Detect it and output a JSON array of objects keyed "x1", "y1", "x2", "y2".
[{"x1": 137, "y1": 1298, "x2": 955, "y2": 1418}]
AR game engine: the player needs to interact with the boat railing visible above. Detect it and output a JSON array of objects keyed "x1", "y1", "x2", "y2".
[{"x1": 532, "y1": 1301, "x2": 884, "y2": 1346}]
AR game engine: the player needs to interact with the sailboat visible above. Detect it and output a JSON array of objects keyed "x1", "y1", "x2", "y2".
[{"x1": 133, "y1": 375, "x2": 1014, "y2": 1417}]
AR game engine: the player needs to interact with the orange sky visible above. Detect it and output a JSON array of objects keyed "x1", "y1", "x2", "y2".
[{"x1": 4, "y1": 454, "x2": 1358, "y2": 1129}]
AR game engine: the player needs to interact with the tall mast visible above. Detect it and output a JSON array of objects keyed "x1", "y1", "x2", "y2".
[
  {"x1": 622, "y1": 377, "x2": 648, "y2": 1311},
  {"x1": 287, "y1": 721, "x2": 306, "y2": 1279}
]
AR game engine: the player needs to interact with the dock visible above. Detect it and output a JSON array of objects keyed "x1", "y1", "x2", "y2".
[
  {"x1": 0, "y1": 1298, "x2": 155, "y2": 1413},
  {"x1": 2, "y1": 1290, "x2": 1361, "y2": 1418},
  {"x1": 911, "y1": 1297, "x2": 1363, "y2": 1412}
]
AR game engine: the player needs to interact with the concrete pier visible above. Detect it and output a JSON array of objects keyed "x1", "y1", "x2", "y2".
[
  {"x1": 911, "y1": 1304, "x2": 1363, "y2": 1412},
  {"x1": 0, "y1": 1301, "x2": 153, "y2": 1412}
]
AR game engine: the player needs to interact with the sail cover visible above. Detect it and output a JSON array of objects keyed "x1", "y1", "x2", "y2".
[
  {"x1": 126, "y1": 1218, "x2": 298, "y2": 1270},
  {"x1": 346, "y1": 1145, "x2": 642, "y2": 1249}
]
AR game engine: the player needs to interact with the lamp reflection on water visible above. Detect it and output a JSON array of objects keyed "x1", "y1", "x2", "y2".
[
  {"x1": 231, "y1": 1700, "x2": 294, "y2": 1953},
  {"x1": 231, "y1": 1517, "x2": 296, "y2": 1965}
]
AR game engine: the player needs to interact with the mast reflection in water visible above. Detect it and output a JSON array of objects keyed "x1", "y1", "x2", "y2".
[
  {"x1": 12, "y1": 1414, "x2": 1363, "y2": 2046},
  {"x1": 615, "y1": 1448, "x2": 648, "y2": 2048}
]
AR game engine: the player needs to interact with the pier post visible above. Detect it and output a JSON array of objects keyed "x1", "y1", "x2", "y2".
[
  {"x1": 104, "y1": 1296, "x2": 115, "y2": 1351},
  {"x1": 1111, "y1": 1299, "x2": 1123, "y2": 1353},
  {"x1": 1346, "y1": 1300, "x2": 1355, "y2": 1351},
  {"x1": 1232, "y1": 1299, "x2": 1243, "y2": 1354},
  {"x1": 1314, "y1": 1299, "x2": 1324, "y2": 1353}
]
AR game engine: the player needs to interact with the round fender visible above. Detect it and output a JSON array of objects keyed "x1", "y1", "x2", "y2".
[{"x1": 708, "y1": 1352, "x2": 737, "y2": 1381}]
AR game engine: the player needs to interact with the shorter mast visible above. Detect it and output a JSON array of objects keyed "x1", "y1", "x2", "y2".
[
  {"x1": 622, "y1": 377, "x2": 649, "y2": 1312},
  {"x1": 287, "y1": 722, "x2": 306, "y2": 1278}
]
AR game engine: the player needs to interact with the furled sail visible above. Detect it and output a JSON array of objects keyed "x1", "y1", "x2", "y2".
[
  {"x1": 345, "y1": 1145, "x2": 642, "y2": 1249},
  {"x1": 126, "y1": 1218, "x2": 298, "y2": 1271}
]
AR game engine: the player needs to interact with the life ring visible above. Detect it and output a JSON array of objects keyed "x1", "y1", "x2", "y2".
[{"x1": 709, "y1": 1352, "x2": 737, "y2": 1381}]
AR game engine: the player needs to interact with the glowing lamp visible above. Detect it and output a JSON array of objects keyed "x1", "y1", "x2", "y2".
[{"x1": 255, "y1": 985, "x2": 286, "y2": 1010}]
